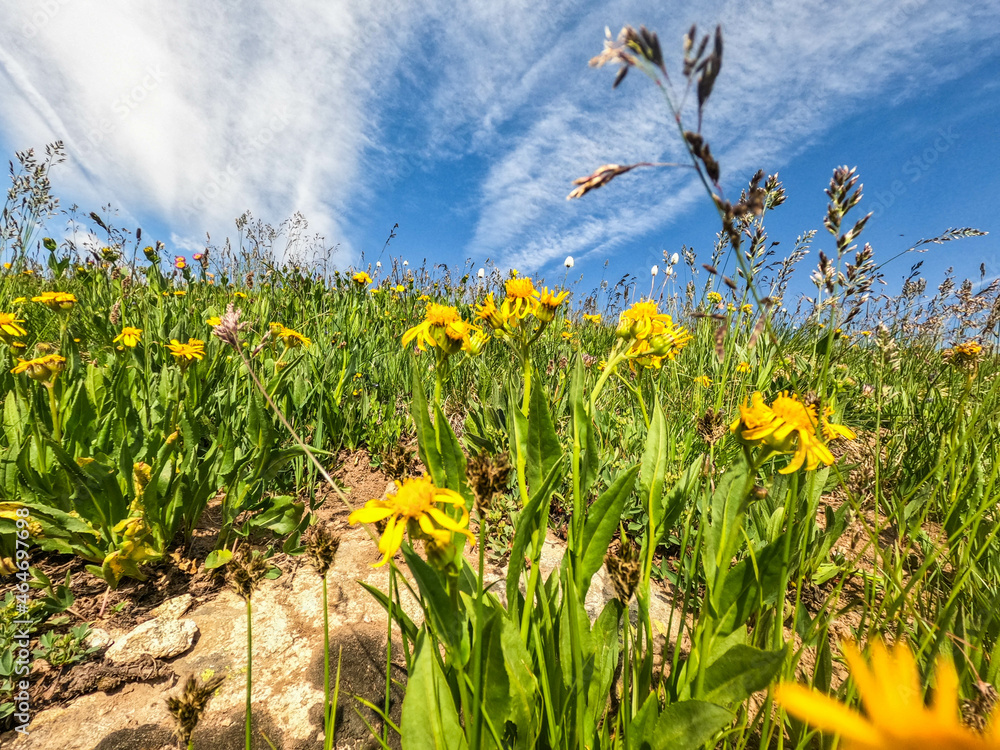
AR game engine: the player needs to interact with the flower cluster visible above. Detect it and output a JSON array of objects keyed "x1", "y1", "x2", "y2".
[
  {"x1": 348, "y1": 474, "x2": 475, "y2": 568},
  {"x1": 474, "y1": 277, "x2": 569, "y2": 340},
  {"x1": 616, "y1": 300, "x2": 693, "y2": 368},
  {"x1": 730, "y1": 391, "x2": 855, "y2": 473}
]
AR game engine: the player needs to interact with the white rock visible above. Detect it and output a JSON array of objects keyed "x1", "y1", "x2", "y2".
[{"x1": 105, "y1": 618, "x2": 198, "y2": 664}]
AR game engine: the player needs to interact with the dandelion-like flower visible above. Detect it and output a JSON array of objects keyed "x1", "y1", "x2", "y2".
[
  {"x1": 113, "y1": 327, "x2": 143, "y2": 348},
  {"x1": 205, "y1": 316, "x2": 222, "y2": 326},
  {"x1": 502, "y1": 277, "x2": 540, "y2": 320},
  {"x1": 943, "y1": 341, "x2": 983, "y2": 370},
  {"x1": 736, "y1": 361, "x2": 751, "y2": 374},
  {"x1": 730, "y1": 391, "x2": 853, "y2": 473},
  {"x1": 584, "y1": 313, "x2": 602, "y2": 324},
  {"x1": 348, "y1": 474, "x2": 475, "y2": 568},
  {"x1": 275, "y1": 325, "x2": 311, "y2": 349},
  {"x1": 0, "y1": 312, "x2": 27, "y2": 339},
  {"x1": 776, "y1": 640, "x2": 1000, "y2": 750},
  {"x1": 564, "y1": 256, "x2": 575, "y2": 268},
  {"x1": 694, "y1": 375, "x2": 711, "y2": 388},
  {"x1": 32, "y1": 291, "x2": 77, "y2": 312},
  {"x1": 166, "y1": 338, "x2": 206, "y2": 362},
  {"x1": 475, "y1": 294, "x2": 506, "y2": 330},
  {"x1": 352, "y1": 271, "x2": 372, "y2": 285}
]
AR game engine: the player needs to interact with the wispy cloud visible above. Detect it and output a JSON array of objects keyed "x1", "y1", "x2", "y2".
[{"x1": 0, "y1": 0, "x2": 996, "y2": 274}]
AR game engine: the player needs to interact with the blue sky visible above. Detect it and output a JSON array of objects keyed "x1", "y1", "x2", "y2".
[{"x1": 1, "y1": 0, "x2": 997, "y2": 307}]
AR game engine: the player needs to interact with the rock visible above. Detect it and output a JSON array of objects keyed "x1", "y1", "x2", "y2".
[
  {"x1": 147, "y1": 593, "x2": 193, "y2": 620},
  {"x1": 105, "y1": 618, "x2": 198, "y2": 664},
  {"x1": 83, "y1": 627, "x2": 113, "y2": 652}
]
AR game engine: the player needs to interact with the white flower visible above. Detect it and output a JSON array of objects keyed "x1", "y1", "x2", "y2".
[
  {"x1": 403, "y1": 260, "x2": 408, "y2": 266},
  {"x1": 664, "y1": 266, "x2": 674, "y2": 277},
  {"x1": 376, "y1": 261, "x2": 382, "y2": 268},
  {"x1": 564, "y1": 256, "x2": 574, "y2": 268},
  {"x1": 651, "y1": 265, "x2": 659, "y2": 277},
  {"x1": 477, "y1": 268, "x2": 485, "y2": 279},
  {"x1": 670, "y1": 253, "x2": 680, "y2": 266}
]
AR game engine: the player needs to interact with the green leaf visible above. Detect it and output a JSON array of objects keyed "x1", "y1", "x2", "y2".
[
  {"x1": 578, "y1": 465, "x2": 639, "y2": 595},
  {"x1": 640, "y1": 399, "x2": 668, "y2": 535},
  {"x1": 411, "y1": 365, "x2": 444, "y2": 487},
  {"x1": 404, "y1": 544, "x2": 466, "y2": 653},
  {"x1": 245, "y1": 496, "x2": 304, "y2": 536},
  {"x1": 525, "y1": 370, "x2": 562, "y2": 495},
  {"x1": 570, "y1": 355, "x2": 600, "y2": 501},
  {"x1": 651, "y1": 700, "x2": 734, "y2": 750},
  {"x1": 715, "y1": 537, "x2": 784, "y2": 634},
  {"x1": 699, "y1": 644, "x2": 787, "y2": 706},
  {"x1": 401, "y1": 632, "x2": 469, "y2": 750},
  {"x1": 506, "y1": 459, "x2": 563, "y2": 610},
  {"x1": 434, "y1": 402, "x2": 470, "y2": 501},
  {"x1": 204, "y1": 549, "x2": 233, "y2": 569}
]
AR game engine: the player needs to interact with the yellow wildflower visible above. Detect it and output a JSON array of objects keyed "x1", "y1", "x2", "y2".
[
  {"x1": 173, "y1": 291, "x2": 187, "y2": 297},
  {"x1": 32, "y1": 291, "x2": 77, "y2": 312},
  {"x1": 694, "y1": 375, "x2": 711, "y2": 388},
  {"x1": 707, "y1": 291, "x2": 723, "y2": 304},
  {"x1": 233, "y1": 291, "x2": 247, "y2": 299},
  {"x1": 776, "y1": 640, "x2": 1000, "y2": 750},
  {"x1": 113, "y1": 327, "x2": 143, "y2": 348},
  {"x1": 583, "y1": 313, "x2": 602, "y2": 324},
  {"x1": 730, "y1": 391, "x2": 853, "y2": 473},
  {"x1": 166, "y1": 338, "x2": 205, "y2": 362},
  {"x1": 736, "y1": 361, "x2": 751, "y2": 373},
  {"x1": 502, "y1": 277, "x2": 539, "y2": 320},
  {"x1": 206, "y1": 316, "x2": 222, "y2": 326},
  {"x1": 348, "y1": 474, "x2": 474, "y2": 567},
  {"x1": 0, "y1": 312, "x2": 27, "y2": 338},
  {"x1": 475, "y1": 293, "x2": 506, "y2": 329},
  {"x1": 741, "y1": 303, "x2": 753, "y2": 314},
  {"x1": 352, "y1": 271, "x2": 372, "y2": 285},
  {"x1": 276, "y1": 326, "x2": 311, "y2": 348}
]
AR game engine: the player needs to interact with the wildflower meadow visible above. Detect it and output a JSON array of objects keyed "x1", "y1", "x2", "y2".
[{"x1": 1, "y1": 22, "x2": 999, "y2": 750}]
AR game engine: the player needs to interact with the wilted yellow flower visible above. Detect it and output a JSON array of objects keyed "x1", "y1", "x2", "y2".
[
  {"x1": 776, "y1": 640, "x2": 1000, "y2": 750},
  {"x1": 166, "y1": 338, "x2": 205, "y2": 362},
  {"x1": 0, "y1": 312, "x2": 27, "y2": 339},
  {"x1": 348, "y1": 474, "x2": 474, "y2": 567},
  {"x1": 464, "y1": 330, "x2": 489, "y2": 356},
  {"x1": 535, "y1": 287, "x2": 569, "y2": 322},
  {"x1": 32, "y1": 291, "x2": 77, "y2": 312},
  {"x1": 694, "y1": 375, "x2": 711, "y2": 388},
  {"x1": 352, "y1": 271, "x2": 372, "y2": 285},
  {"x1": 475, "y1": 293, "x2": 506, "y2": 329},
  {"x1": 943, "y1": 340, "x2": 983, "y2": 369},
  {"x1": 11, "y1": 354, "x2": 66, "y2": 385}
]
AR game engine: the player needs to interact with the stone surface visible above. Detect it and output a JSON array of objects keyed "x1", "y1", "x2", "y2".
[
  {"x1": 82, "y1": 627, "x2": 113, "y2": 652},
  {"x1": 147, "y1": 594, "x2": 193, "y2": 620},
  {"x1": 105, "y1": 618, "x2": 199, "y2": 664}
]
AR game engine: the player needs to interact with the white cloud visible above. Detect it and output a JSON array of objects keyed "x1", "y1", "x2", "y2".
[{"x1": 0, "y1": 0, "x2": 997, "y2": 275}]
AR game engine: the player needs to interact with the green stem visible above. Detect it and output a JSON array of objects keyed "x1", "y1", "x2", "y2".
[
  {"x1": 46, "y1": 384, "x2": 61, "y2": 442},
  {"x1": 323, "y1": 575, "x2": 333, "y2": 750},
  {"x1": 245, "y1": 596, "x2": 253, "y2": 750}
]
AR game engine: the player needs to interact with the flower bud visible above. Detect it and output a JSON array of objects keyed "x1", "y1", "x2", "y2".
[
  {"x1": 651, "y1": 265, "x2": 658, "y2": 277},
  {"x1": 564, "y1": 256, "x2": 574, "y2": 268}
]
